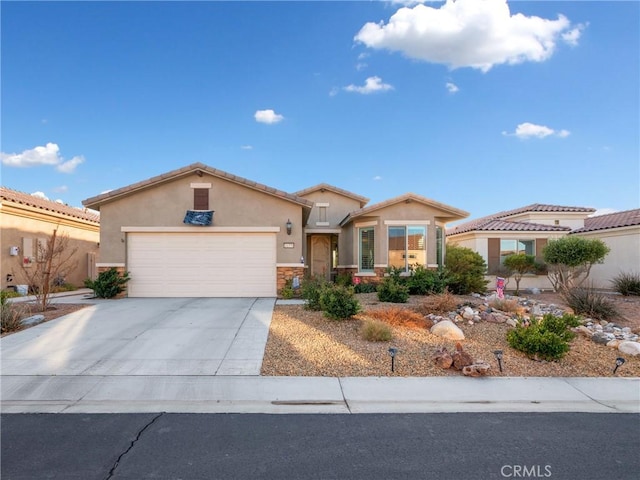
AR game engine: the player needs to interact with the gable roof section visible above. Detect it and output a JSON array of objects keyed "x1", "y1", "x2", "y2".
[
  {"x1": 294, "y1": 183, "x2": 370, "y2": 208},
  {"x1": 340, "y1": 193, "x2": 469, "y2": 226},
  {"x1": 570, "y1": 208, "x2": 640, "y2": 234},
  {"x1": 1, "y1": 186, "x2": 100, "y2": 223},
  {"x1": 447, "y1": 203, "x2": 594, "y2": 236},
  {"x1": 82, "y1": 163, "x2": 314, "y2": 212}
]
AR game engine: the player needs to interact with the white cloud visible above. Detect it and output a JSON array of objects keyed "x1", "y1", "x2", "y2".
[
  {"x1": 31, "y1": 191, "x2": 49, "y2": 200},
  {"x1": 591, "y1": 208, "x2": 618, "y2": 217},
  {"x1": 562, "y1": 23, "x2": 587, "y2": 46},
  {"x1": 0, "y1": 142, "x2": 85, "y2": 173},
  {"x1": 373, "y1": 175, "x2": 382, "y2": 181},
  {"x1": 446, "y1": 82, "x2": 459, "y2": 93},
  {"x1": 344, "y1": 76, "x2": 394, "y2": 94},
  {"x1": 53, "y1": 185, "x2": 68, "y2": 193},
  {"x1": 356, "y1": 62, "x2": 368, "y2": 71},
  {"x1": 329, "y1": 87, "x2": 340, "y2": 97},
  {"x1": 254, "y1": 109, "x2": 284, "y2": 124},
  {"x1": 503, "y1": 122, "x2": 571, "y2": 139},
  {"x1": 240, "y1": 145, "x2": 253, "y2": 150},
  {"x1": 355, "y1": 0, "x2": 581, "y2": 72}
]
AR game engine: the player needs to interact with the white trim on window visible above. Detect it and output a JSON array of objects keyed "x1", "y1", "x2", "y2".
[
  {"x1": 355, "y1": 220, "x2": 378, "y2": 228},
  {"x1": 315, "y1": 202, "x2": 330, "y2": 207},
  {"x1": 315, "y1": 222, "x2": 330, "y2": 226},
  {"x1": 384, "y1": 220, "x2": 431, "y2": 225}
]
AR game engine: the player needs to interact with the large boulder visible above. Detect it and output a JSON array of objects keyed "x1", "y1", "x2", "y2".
[
  {"x1": 463, "y1": 362, "x2": 491, "y2": 377},
  {"x1": 430, "y1": 320, "x2": 465, "y2": 341},
  {"x1": 432, "y1": 347, "x2": 453, "y2": 369},
  {"x1": 618, "y1": 341, "x2": 640, "y2": 356}
]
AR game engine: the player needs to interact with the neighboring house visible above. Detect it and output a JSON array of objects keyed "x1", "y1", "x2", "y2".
[
  {"x1": 570, "y1": 209, "x2": 640, "y2": 290},
  {"x1": 447, "y1": 204, "x2": 640, "y2": 292},
  {"x1": 82, "y1": 163, "x2": 469, "y2": 297},
  {"x1": 0, "y1": 187, "x2": 100, "y2": 290}
]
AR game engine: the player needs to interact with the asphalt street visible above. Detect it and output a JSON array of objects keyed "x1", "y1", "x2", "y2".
[{"x1": 2, "y1": 412, "x2": 639, "y2": 480}]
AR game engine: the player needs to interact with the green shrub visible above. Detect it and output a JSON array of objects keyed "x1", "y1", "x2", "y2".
[
  {"x1": 507, "y1": 313, "x2": 580, "y2": 361},
  {"x1": 301, "y1": 275, "x2": 328, "y2": 311},
  {"x1": 84, "y1": 268, "x2": 130, "y2": 299},
  {"x1": 354, "y1": 282, "x2": 377, "y2": 294},
  {"x1": 445, "y1": 245, "x2": 489, "y2": 295},
  {"x1": 611, "y1": 272, "x2": 640, "y2": 296},
  {"x1": 377, "y1": 278, "x2": 409, "y2": 303},
  {"x1": 406, "y1": 265, "x2": 448, "y2": 295},
  {"x1": 563, "y1": 287, "x2": 618, "y2": 320},
  {"x1": 280, "y1": 278, "x2": 294, "y2": 299},
  {"x1": 335, "y1": 272, "x2": 353, "y2": 287},
  {"x1": 319, "y1": 284, "x2": 361, "y2": 320},
  {"x1": 361, "y1": 320, "x2": 393, "y2": 342},
  {"x1": 1, "y1": 293, "x2": 26, "y2": 334}
]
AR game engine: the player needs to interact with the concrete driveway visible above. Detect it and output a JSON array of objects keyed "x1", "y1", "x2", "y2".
[{"x1": 1, "y1": 297, "x2": 275, "y2": 376}]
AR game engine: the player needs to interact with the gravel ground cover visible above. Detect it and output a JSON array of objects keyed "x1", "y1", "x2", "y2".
[{"x1": 261, "y1": 292, "x2": 640, "y2": 378}]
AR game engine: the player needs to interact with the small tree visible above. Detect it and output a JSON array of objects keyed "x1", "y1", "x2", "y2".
[
  {"x1": 503, "y1": 254, "x2": 536, "y2": 296},
  {"x1": 542, "y1": 236, "x2": 609, "y2": 294},
  {"x1": 20, "y1": 229, "x2": 79, "y2": 312},
  {"x1": 445, "y1": 244, "x2": 488, "y2": 295}
]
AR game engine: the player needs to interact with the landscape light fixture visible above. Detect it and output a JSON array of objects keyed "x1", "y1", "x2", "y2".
[
  {"x1": 613, "y1": 357, "x2": 626, "y2": 374},
  {"x1": 388, "y1": 347, "x2": 398, "y2": 373},
  {"x1": 286, "y1": 219, "x2": 292, "y2": 235},
  {"x1": 493, "y1": 350, "x2": 504, "y2": 373}
]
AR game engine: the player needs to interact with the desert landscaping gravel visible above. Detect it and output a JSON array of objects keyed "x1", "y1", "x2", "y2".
[{"x1": 261, "y1": 293, "x2": 640, "y2": 378}]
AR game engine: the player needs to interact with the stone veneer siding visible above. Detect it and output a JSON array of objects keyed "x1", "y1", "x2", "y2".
[{"x1": 277, "y1": 266, "x2": 306, "y2": 295}]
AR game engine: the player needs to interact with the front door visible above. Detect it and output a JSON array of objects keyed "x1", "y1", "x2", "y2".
[{"x1": 311, "y1": 235, "x2": 331, "y2": 281}]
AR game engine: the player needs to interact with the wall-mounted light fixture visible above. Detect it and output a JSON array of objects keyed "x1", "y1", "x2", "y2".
[{"x1": 286, "y1": 219, "x2": 292, "y2": 235}]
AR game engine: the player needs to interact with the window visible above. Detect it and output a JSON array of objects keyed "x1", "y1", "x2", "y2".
[
  {"x1": 500, "y1": 239, "x2": 535, "y2": 264},
  {"x1": 319, "y1": 206, "x2": 327, "y2": 223},
  {"x1": 359, "y1": 227, "x2": 375, "y2": 272},
  {"x1": 388, "y1": 225, "x2": 426, "y2": 271},
  {"x1": 436, "y1": 226, "x2": 444, "y2": 268},
  {"x1": 194, "y1": 188, "x2": 209, "y2": 210}
]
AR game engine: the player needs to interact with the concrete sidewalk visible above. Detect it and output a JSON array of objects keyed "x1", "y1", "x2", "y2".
[{"x1": 2, "y1": 375, "x2": 638, "y2": 414}]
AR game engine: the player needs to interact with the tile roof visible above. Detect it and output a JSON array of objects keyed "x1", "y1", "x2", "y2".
[
  {"x1": 571, "y1": 208, "x2": 640, "y2": 234},
  {"x1": 1, "y1": 187, "x2": 100, "y2": 223},
  {"x1": 447, "y1": 203, "x2": 595, "y2": 236},
  {"x1": 340, "y1": 192, "x2": 469, "y2": 226},
  {"x1": 82, "y1": 162, "x2": 314, "y2": 210},
  {"x1": 294, "y1": 183, "x2": 370, "y2": 207}
]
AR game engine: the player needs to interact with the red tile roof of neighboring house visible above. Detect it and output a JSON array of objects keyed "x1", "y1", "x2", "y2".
[
  {"x1": 0, "y1": 186, "x2": 100, "y2": 223},
  {"x1": 571, "y1": 208, "x2": 640, "y2": 234},
  {"x1": 447, "y1": 203, "x2": 594, "y2": 236}
]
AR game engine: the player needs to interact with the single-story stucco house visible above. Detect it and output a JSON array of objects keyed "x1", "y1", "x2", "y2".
[
  {"x1": 82, "y1": 162, "x2": 469, "y2": 297},
  {"x1": 446, "y1": 204, "x2": 640, "y2": 292},
  {"x1": 0, "y1": 186, "x2": 100, "y2": 290}
]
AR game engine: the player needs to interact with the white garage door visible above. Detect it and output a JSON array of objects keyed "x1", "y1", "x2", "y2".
[{"x1": 127, "y1": 232, "x2": 277, "y2": 297}]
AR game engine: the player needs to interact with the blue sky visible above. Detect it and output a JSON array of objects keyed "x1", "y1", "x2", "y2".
[{"x1": 2, "y1": 0, "x2": 638, "y2": 222}]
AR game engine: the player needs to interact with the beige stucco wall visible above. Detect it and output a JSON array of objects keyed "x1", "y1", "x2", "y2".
[
  {"x1": 96, "y1": 171, "x2": 305, "y2": 265},
  {"x1": 298, "y1": 190, "x2": 363, "y2": 228},
  {"x1": 507, "y1": 212, "x2": 588, "y2": 230},
  {"x1": 0, "y1": 203, "x2": 99, "y2": 289},
  {"x1": 574, "y1": 227, "x2": 640, "y2": 290}
]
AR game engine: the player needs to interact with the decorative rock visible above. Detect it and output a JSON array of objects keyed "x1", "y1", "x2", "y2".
[
  {"x1": 592, "y1": 332, "x2": 611, "y2": 345},
  {"x1": 462, "y1": 362, "x2": 491, "y2": 377},
  {"x1": 430, "y1": 320, "x2": 465, "y2": 340},
  {"x1": 462, "y1": 307, "x2": 475, "y2": 320},
  {"x1": 451, "y1": 342, "x2": 474, "y2": 370},
  {"x1": 606, "y1": 339, "x2": 621, "y2": 348},
  {"x1": 574, "y1": 325, "x2": 594, "y2": 338},
  {"x1": 432, "y1": 347, "x2": 453, "y2": 369},
  {"x1": 618, "y1": 341, "x2": 640, "y2": 356},
  {"x1": 481, "y1": 311, "x2": 509, "y2": 324},
  {"x1": 20, "y1": 314, "x2": 45, "y2": 327},
  {"x1": 506, "y1": 318, "x2": 518, "y2": 328}
]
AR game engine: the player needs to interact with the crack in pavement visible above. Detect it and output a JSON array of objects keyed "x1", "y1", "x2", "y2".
[{"x1": 103, "y1": 412, "x2": 165, "y2": 480}]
